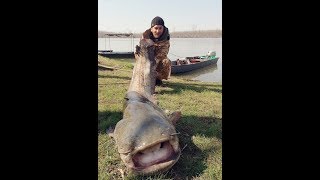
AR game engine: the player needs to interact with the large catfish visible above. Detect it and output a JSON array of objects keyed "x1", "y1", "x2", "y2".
[{"x1": 110, "y1": 39, "x2": 181, "y2": 175}]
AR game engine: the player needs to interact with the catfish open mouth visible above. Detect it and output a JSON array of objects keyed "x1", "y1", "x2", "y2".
[{"x1": 132, "y1": 140, "x2": 180, "y2": 170}]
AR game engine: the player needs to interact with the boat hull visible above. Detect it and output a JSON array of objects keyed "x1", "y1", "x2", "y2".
[
  {"x1": 171, "y1": 57, "x2": 219, "y2": 74},
  {"x1": 98, "y1": 51, "x2": 134, "y2": 58}
]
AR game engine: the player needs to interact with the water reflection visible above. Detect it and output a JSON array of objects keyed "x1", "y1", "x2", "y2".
[{"x1": 171, "y1": 63, "x2": 220, "y2": 83}]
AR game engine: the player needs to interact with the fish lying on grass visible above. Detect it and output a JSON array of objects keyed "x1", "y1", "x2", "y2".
[{"x1": 108, "y1": 39, "x2": 181, "y2": 175}]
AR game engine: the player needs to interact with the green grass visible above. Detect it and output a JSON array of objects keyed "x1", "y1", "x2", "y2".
[{"x1": 98, "y1": 55, "x2": 222, "y2": 180}]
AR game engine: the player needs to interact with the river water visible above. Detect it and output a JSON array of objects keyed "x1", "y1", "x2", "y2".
[{"x1": 98, "y1": 38, "x2": 222, "y2": 83}]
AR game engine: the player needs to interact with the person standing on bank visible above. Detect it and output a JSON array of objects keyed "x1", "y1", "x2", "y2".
[{"x1": 142, "y1": 16, "x2": 171, "y2": 86}]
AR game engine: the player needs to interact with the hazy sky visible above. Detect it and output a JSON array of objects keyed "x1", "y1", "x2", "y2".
[{"x1": 98, "y1": 0, "x2": 222, "y2": 33}]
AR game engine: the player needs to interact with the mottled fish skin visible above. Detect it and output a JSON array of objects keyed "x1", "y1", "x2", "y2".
[
  {"x1": 128, "y1": 39, "x2": 156, "y2": 103},
  {"x1": 112, "y1": 39, "x2": 181, "y2": 175}
]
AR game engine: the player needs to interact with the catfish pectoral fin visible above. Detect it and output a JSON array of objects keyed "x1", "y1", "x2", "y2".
[
  {"x1": 168, "y1": 111, "x2": 181, "y2": 125},
  {"x1": 107, "y1": 126, "x2": 115, "y2": 138}
]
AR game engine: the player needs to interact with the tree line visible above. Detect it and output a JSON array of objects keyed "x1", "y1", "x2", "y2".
[{"x1": 98, "y1": 30, "x2": 222, "y2": 38}]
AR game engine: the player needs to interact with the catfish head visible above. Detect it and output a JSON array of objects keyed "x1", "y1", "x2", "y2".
[{"x1": 113, "y1": 91, "x2": 181, "y2": 175}]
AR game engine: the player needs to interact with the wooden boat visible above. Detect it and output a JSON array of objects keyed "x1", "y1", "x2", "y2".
[
  {"x1": 98, "y1": 33, "x2": 135, "y2": 58},
  {"x1": 171, "y1": 54, "x2": 219, "y2": 74},
  {"x1": 98, "y1": 50, "x2": 134, "y2": 58}
]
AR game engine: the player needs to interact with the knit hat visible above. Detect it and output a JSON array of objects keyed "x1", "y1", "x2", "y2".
[{"x1": 151, "y1": 16, "x2": 165, "y2": 27}]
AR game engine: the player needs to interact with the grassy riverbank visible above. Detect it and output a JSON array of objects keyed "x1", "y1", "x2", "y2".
[{"x1": 98, "y1": 55, "x2": 222, "y2": 180}]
